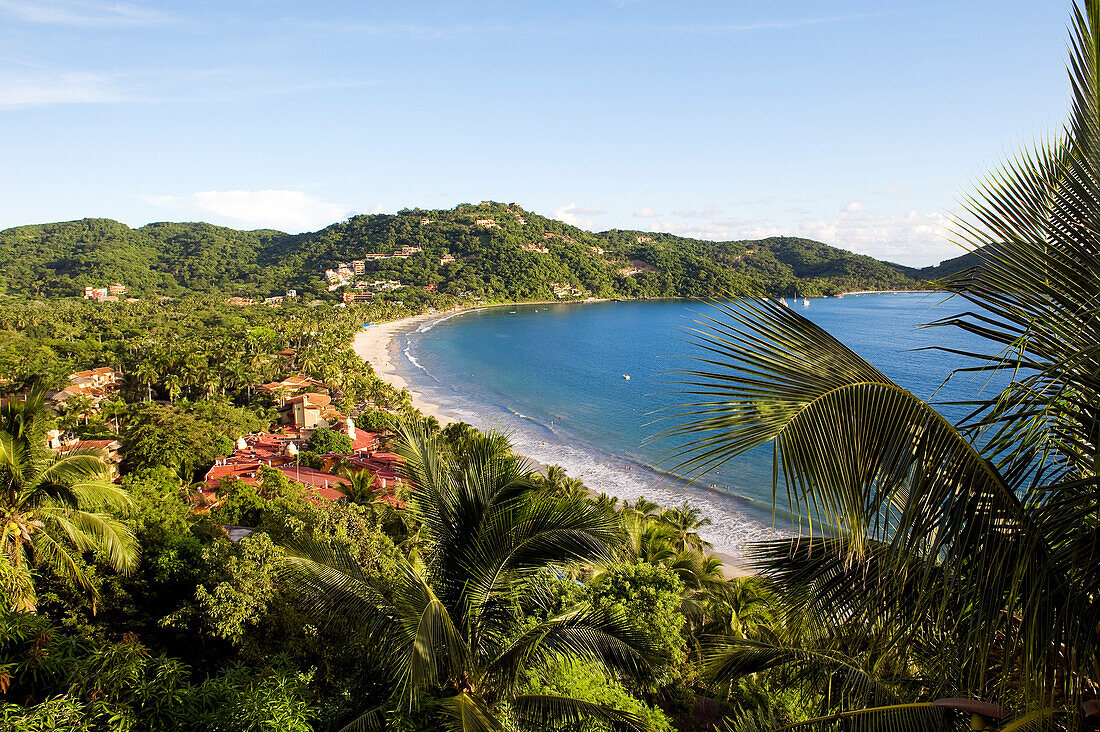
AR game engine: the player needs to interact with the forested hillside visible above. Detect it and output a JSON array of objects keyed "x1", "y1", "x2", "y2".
[{"x1": 0, "y1": 202, "x2": 924, "y2": 300}]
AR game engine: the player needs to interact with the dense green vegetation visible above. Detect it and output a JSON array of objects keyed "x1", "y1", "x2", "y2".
[
  {"x1": 0, "y1": 205, "x2": 923, "y2": 302},
  {"x1": 0, "y1": 389, "x2": 790, "y2": 731}
]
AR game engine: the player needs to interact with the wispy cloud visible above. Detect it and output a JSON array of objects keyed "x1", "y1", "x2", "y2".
[
  {"x1": 145, "y1": 190, "x2": 349, "y2": 232},
  {"x1": 0, "y1": 71, "x2": 120, "y2": 108},
  {"x1": 0, "y1": 66, "x2": 366, "y2": 108},
  {"x1": 0, "y1": 0, "x2": 173, "y2": 27},
  {"x1": 304, "y1": 20, "x2": 504, "y2": 40},
  {"x1": 633, "y1": 208, "x2": 658, "y2": 218},
  {"x1": 675, "y1": 14, "x2": 874, "y2": 34}
]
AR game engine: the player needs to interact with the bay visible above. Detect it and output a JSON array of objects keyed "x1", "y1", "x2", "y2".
[{"x1": 392, "y1": 293, "x2": 994, "y2": 557}]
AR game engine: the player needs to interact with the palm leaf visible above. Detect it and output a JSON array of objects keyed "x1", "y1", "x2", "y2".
[{"x1": 511, "y1": 693, "x2": 650, "y2": 732}]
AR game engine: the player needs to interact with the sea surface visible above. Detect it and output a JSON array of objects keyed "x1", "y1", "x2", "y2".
[{"x1": 391, "y1": 294, "x2": 997, "y2": 557}]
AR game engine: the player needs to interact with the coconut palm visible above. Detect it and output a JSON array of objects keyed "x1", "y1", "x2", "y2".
[
  {"x1": 0, "y1": 393, "x2": 138, "y2": 612},
  {"x1": 282, "y1": 421, "x2": 662, "y2": 731},
  {"x1": 660, "y1": 502, "x2": 713, "y2": 553},
  {"x1": 336, "y1": 468, "x2": 376, "y2": 505},
  {"x1": 668, "y1": 3, "x2": 1100, "y2": 726}
]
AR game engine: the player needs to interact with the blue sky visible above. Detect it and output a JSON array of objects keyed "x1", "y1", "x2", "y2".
[{"x1": 0, "y1": 1, "x2": 1070, "y2": 266}]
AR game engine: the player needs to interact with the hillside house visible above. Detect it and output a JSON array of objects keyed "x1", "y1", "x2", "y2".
[
  {"x1": 107, "y1": 283, "x2": 126, "y2": 296},
  {"x1": 227, "y1": 296, "x2": 254, "y2": 306},
  {"x1": 474, "y1": 219, "x2": 499, "y2": 228},
  {"x1": 439, "y1": 254, "x2": 456, "y2": 264},
  {"x1": 520, "y1": 243, "x2": 550, "y2": 254},
  {"x1": 258, "y1": 374, "x2": 326, "y2": 405},
  {"x1": 392, "y1": 246, "x2": 422, "y2": 258},
  {"x1": 343, "y1": 292, "x2": 373, "y2": 303}
]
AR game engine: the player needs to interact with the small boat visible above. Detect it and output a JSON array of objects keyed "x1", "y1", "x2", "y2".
[
  {"x1": 803, "y1": 299, "x2": 810, "y2": 307},
  {"x1": 622, "y1": 374, "x2": 630, "y2": 380}
]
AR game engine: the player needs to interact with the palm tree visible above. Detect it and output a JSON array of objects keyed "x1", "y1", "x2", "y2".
[
  {"x1": 336, "y1": 468, "x2": 376, "y2": 505},
  {"x1": 282, "y1": 421, "x2": 662, "y2": 731},
  {"x1": 668, "y1": 3, "x2": 1100, "y2": 726},
  {"x1": 162, "y1": 372, "x2": 182, "y2": 403},
  {"x1": 660, "y1": 502, "x2": 713, "y2": 553},
  {"x1": 132, "y1": 361, "x2": 157, "y2": 402},
  {"x1": 0, "y1": 393, "x2": 138, "y2": 612}
]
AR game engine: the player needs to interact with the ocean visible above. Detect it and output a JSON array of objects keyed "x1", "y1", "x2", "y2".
[{"x1": 391, "y1": 294, "x2": 994, "y2": 557}]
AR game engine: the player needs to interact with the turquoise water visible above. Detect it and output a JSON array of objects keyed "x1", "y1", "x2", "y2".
[{"x1": 394, "y1": 294, "x2": 992, "y2": 555}]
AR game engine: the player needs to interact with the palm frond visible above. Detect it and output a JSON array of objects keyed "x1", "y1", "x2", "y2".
[{"x1": 511, "y1": 693, "x2": 650, "y2": 732}]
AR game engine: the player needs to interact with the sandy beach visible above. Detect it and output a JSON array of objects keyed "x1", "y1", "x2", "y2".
[
  {"x1": 352, "y1": 305, "x2": 755, "y2": 579},
  {"x1": 352, "y1": 310, "x2": 461, "y2": 426}
]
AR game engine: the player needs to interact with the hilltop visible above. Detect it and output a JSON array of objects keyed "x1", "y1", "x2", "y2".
[{"x1": 0, "y1": 201, "x2": 926, "y2": 302}]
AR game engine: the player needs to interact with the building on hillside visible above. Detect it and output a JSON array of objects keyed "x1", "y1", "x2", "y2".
[
  {"x1": 258, "y1": 375, "x2": 326, "y2": 405},
  {"x1": 361, "y1": 253, "x2": 388, "y2": 260},
  {"x1": 392, "y1": 246, "x2": 422, "y2": 258},
  {"x1": 263, "y1": 296, "x2": 285, "y2": 306},
  {"x1": 343, "y1": 292, "x2": 373, "y2": 303},
  {"x1": 542, "y1": 232, "x2": 556, "y2": 239},
  {"x1": 439, "y1": 254, "x2": 456, "y2": 265},
  {"x1": 520, "y1": 243, "x2": 550, "y2": 254},
  {"x1": 352, "y1": 259, "x2": 366, "y2": 274},
  {"x1": 474, "y1": 219, "x2": 498, "y2": 228},
  {"x1": 52, "y1": 367, "x2": 121, "y2": 410},
  {"x1": 286, "y1": 289, "x2": 297, "y2": 298},
  {"x1": 69, "y1": 367, "x2": 119, "y2": 388},
  {"x1": 551, "y1": 283, "x2": 583, "y2": 299},
  {"x1": 227, "y1": 296, "x2": 254, "y2": 306},
  {"x1": 636, "y1": 236, "x2": 653, "y2": 243},
  {"x1": 107, "y1": 283, "x2": 126, "y2": 296},
  {"x1": 84, "y1": 286, "x2": 109, "y2": 300},
  {"x1": 420, "y1": 218, "x2": 432, "y2": 225}
]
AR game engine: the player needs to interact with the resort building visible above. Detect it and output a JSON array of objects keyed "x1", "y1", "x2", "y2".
[
  {"x1": 520, "y1": 243, "x2": 550, "y2": 254},
  {"x1": 474, "y1": 219, "x2": 499, "y2": 228},
  {"x1": 343, "y1": 292, "x2": 373, "y2": 303},
  {"x1": 258, "y1": 374, "x2": 327, "y2": 405},
  {"x1": 107, "y1": 283, "x2": 126, "y2": 296},
  {"x1": 51, "y1": 367, "x2": 122, "y2": 410},
  {"x1": 227, "y1": 296, "x2": 254, "y2": 306},
  {"x1": 439, "y1": 254, "x2": 456, "y2": 265}
]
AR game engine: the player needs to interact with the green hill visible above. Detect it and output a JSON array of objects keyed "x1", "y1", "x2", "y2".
[
  {"x1": 917, "y1": 249, "x2": 982, "y2": 281},
  {"x1": 0, "y1": 202, "x2": 926, "y2": 301}
]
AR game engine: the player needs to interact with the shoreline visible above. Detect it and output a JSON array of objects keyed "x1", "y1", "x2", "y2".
[{"x1": 351, "y1": 300, "x2": 757, "y2": 579}]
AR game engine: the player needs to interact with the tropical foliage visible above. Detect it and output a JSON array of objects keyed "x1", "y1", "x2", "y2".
[
  {"x1": 0, "y1": 393, "x2": 137, "y2": 612},
  {"x1": 665, "y1": 2, "x2": 1100, "y2": 728}
]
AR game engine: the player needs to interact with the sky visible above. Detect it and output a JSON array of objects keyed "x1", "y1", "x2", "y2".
[{"x1": 0, "y1": 1, "x2": 1072, "y2": 267}]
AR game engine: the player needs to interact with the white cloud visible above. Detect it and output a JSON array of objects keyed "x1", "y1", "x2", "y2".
[
  {"x1": 552, "y1": 203, "x2": 605, "y2": 229},
  {"x1": 628, "y1": 205, "x2": 958, "y2": 267},
  {"x1": 146, "y1": 190, "x2": 349, "y2": 232},
  {"x1": 633, "y1": 208, "x2": 658, "y2": 218},
  {"x1": 0, "y1": 71, "x2": 121, "y2": 107},
  {"x1": 843, "y1": 200, "x2": 864, "y2": 213},
  {"x1": 0, "y1": 0, "x2": 171, "y2": 27}
]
